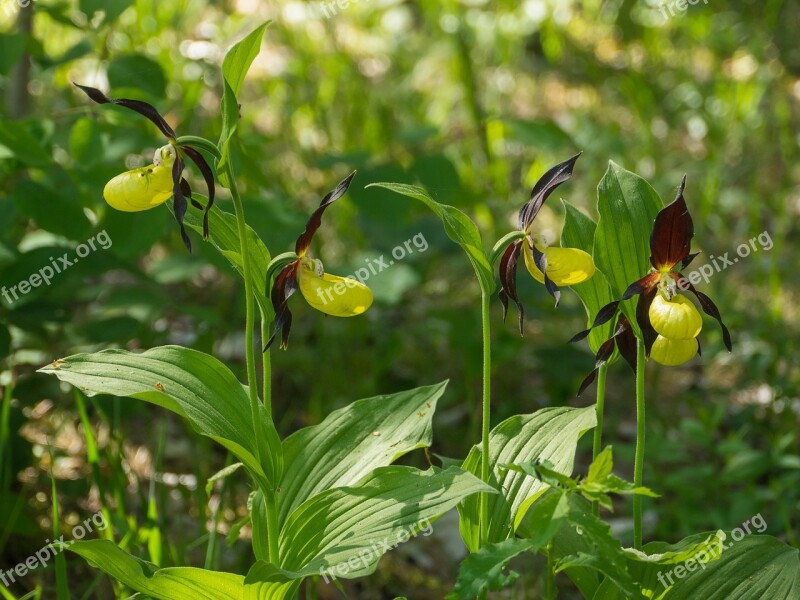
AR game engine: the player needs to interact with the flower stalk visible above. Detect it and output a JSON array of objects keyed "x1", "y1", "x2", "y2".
[
  {"x1": 633, "y1": 338, "x2": 646, "y2": 549},
  {"x1": 591, "y1": 363, "x2": 608, "y2": 517},
  {"x1": 479, "y1": 290, "x2": 492, "y2": 547}
]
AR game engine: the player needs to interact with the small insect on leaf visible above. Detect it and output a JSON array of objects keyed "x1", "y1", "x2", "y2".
[
  {"x1": 372, "y1": 431, "x2": 381, "y2": 437},
  {"x1": 51, "y1": 359, "x2": 66, "y2": 369},
  {"x1": 154, "y1": 382, "x2": 165, "y2": 392}
]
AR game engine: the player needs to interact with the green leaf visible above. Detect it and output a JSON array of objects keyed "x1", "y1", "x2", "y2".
[
  {"x1": 367, "y1": 182, "x2": 494, "y2": 295},
  {"x1": 37, "y1": 346, "x2": 281, "y2": 493},
  {"x1": 279, "y1": 466, "x2": 494, "y2": 577},
  {"x1": 0, "y1": 119, "x2": 51, "y2": 167},
  {"x1": 594, "y1": 162, "x2": 663, "y2": 333},
  {"x1": 217, "y1": 79, "x2": 239, "y2": 188},
  {"x1": 206, "y1": 462, "x2": 244, "y2": 496},
  {"x1": 178, "y1": 201, "x2": 272, "y2": 319},
  {"x1": 67, "y1": 540, "x2": 298, "y2": 600},
  {"x1": 222, "y1": 23, "x2": 269, "y2": 97},
  {"x1": 556, "y1": 495, "x2": 643, "y2": 599},
  {"x1": 0, "y1": 34, "x2": 26, "y2": 77},
  {"x1": 561, "y1": 200, "x2": 615, "y2": 353},
  {"x1": 448, "y1": 490, "x2": 569, "y2": 599},
  {"x1": 586, "y1": 446, "x2": 614, "y2": 484},
  {"x1": 458, "y1": 406, "x2": 596, "y2": 552},
  {"x1": 107, "y1": 54, "x2": 167, "y2": 99},
  {"x1": 278, "y1": 382, "x2": 446, "y2": 525},
  {"x1": 218, "y1": 22, "x2": 269, "y2": 186},
  {"x1": 651, "y1": 534, "x2": 799, "y2": 599}
]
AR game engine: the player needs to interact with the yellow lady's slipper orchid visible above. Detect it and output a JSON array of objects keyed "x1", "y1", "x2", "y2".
[
  {"x1": 75, "y1": 84, "x2": 218, "y2": 251},
  {"x1": 650, "y1": 335, "x2": 699, "y2": 367},
  {"x1": 268, "y1": 172, "x2": 373, "y2": 349},
  {"x1": 498, "y1": 153, "x2": 594, "y2": 334},
  {"x1": 522, "y1": 242, "x2": 595, "y2": 287},
  {"x1": 648, "y1": 293, "x2": 702, "y2": 340},
  {"x1": 103, "y1": 146, "x2": 177, "y2": 213},
  {"x1": 297, "y1": 258, "x2": 373, "y2": 317},
  {"x1": 573, "y1": 176, "x2": 732, "y2": 391}
]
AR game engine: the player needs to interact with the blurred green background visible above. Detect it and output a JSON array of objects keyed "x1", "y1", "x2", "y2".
[{"x1": 0, "y1": 0, "x2": 798, "y2": 597}]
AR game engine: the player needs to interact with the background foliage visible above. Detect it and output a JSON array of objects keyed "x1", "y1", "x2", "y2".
[{"x1": 1, "y1": 0, "x2": 798, "y2": 597}]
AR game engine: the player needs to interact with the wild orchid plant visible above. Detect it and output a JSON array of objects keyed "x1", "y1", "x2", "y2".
[{"x1": 39, "y1": 23, "x2": 800, "y2": 600}]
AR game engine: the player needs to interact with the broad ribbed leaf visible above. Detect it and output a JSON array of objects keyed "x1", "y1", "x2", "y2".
[
  {"x1": 367, "y1": 183, "x2": 495, "y2": 295},
  {"x1": 279, "y1": 466, "x2": 494, "y2": 577},
  {"x1": 561, "y1": 200, "x2": 615, "y2": 353},
  {"x1": 659, "y1": 535, "x2": 799, "y2": 599},
  {"x1": 69, "y1": 540, "x2": 299, "y2": 600},
  {"x1": 458, "y1": 406, "x2": 596, "y2": 552},
  {"x1": 38, "y1": 346, "x2": 281, "y2": 492},
  {"x1": 178, "y1": 200, "x2": 272, "y2": 318},
  {"x1": 278, "y1": 382, "x2": 446, "y2": 525},
  {"x1": 594, "y1": 162, "x2": 662, "y2": 334}
]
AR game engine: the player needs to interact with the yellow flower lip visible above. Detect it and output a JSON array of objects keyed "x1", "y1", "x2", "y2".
[
  {"x1": 103, "y1": 145, "x2": 177, "y2": 213},
  {"x1": 297, "y1": 258, "x2": 373, "y2": 317},
  {"x1": 522, "y1": 240, "x2": 596, "y2": 286},
  {"x1": 650, "y1": 335, "x2": 699, "y2": 366},
  {"x1": 649, "y1": 293, "x2": 702, "y2": 340}
]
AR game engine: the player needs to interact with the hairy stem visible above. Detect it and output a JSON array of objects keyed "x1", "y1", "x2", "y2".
[
  {"x1": 591, "y1": 363, "x2": 608, "y2": 517},
  {"x1": 479, "y1": 291, "x2": 492, "y2": 547},
  {"x1": 224, "y1": 166, "x2": 282, "y2": 560},
  {"x1": 633, "y1": 339, "x2": 646, "y2": 549}
]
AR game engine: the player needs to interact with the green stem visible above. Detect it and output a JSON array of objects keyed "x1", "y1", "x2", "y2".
[
  {"x1": 224, "y1": 168, "x2": 261, "y2": 421},
  {"x1": 545, "y1": 542, "x2": 556, "y2": 599},
  {"x1": 264, "y1": 491, "x2": 280, "y2": 563},
  {"x1": 591, "y1": 363, "x2": 608, "y2": 517},
  {"x1": 633, "y1": 339, "x2": 646, "y2": 550},
  {"x1": 479, "y1": 291, "x2": 492, "y2": 548},
  {"x1": 261, "y1": 313, "x2": 272, "y2": 417},
  {"x1": 224, "y1": 165, "x2": 281, "y2": 561}
]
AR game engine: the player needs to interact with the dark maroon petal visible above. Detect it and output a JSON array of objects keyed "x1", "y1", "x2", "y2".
[
  {"x1": 498, "y1": 241, "x2": 524, "y2": 335},
  {"x1": 649, "y1": 176, "x2": 694, "y2": 270},
  {"x1": 674, "y1": 273, "x2": 732, "y2": 351},
  {"x1": 172, "y1": 158, "x2": 191, "y2": 252},
  {"x1": 182, "y1": 147, "x2": 215, "y2": 229},
  {"x1": 181, "y1": 146, "x2": 216, "y2": 239},
  {"x1": 568, "y1": 300, "x2": 621, "y2": 343},
  {"x1": 266, "y1": 263, "x2": 300, "y2": 350},
  {"x1": 531, "y1": 243, "x2": 560, "y2": 307},
  {"x1": 636, "y1": 286, "x2": 659, "y2": 355},
  {"x1": 180, "y1": 178, "x2": 204, "y2": 210},
  {"x1": 517, "y1": 153, "x2": 581, "y2": 231},
  {"x1": 614, "y1": 314, "x2": 638, "y2": 373},
  {"x1": 295, "y1": 171, "x2": 356, "y2": 256},
  {"x1": 681, "y1": 252, "x2": 701, "y2": 270},
  {"x1": 73, "y1": 83, "x2": 177, "y2": 139},
  {"x1": 622, "y1": 272, "x2": 660, "y2": 300},
  {"x1": 576, "y1": 336, "x2": 616, "y2": 397}
]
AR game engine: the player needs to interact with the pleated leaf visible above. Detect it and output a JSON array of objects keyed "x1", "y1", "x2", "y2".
[
  {"x1": 38, "y1": 346, "x2": 281, "y2": 493},
  {"x1": 278, "y1": 466, "x2": 494, "y2": 578},
  {"x1": 594, "y1": 162, "x2": 663, "y2": 334},
  {"x1": 458, "y1": 406, "x2": 596, "y2": 552},
  {"x1": 561, "y1": 200, "x2": 616, "y2": 353},
  {"x1": 278, "y1": 382, "x2": 446, "y2": 525}
]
